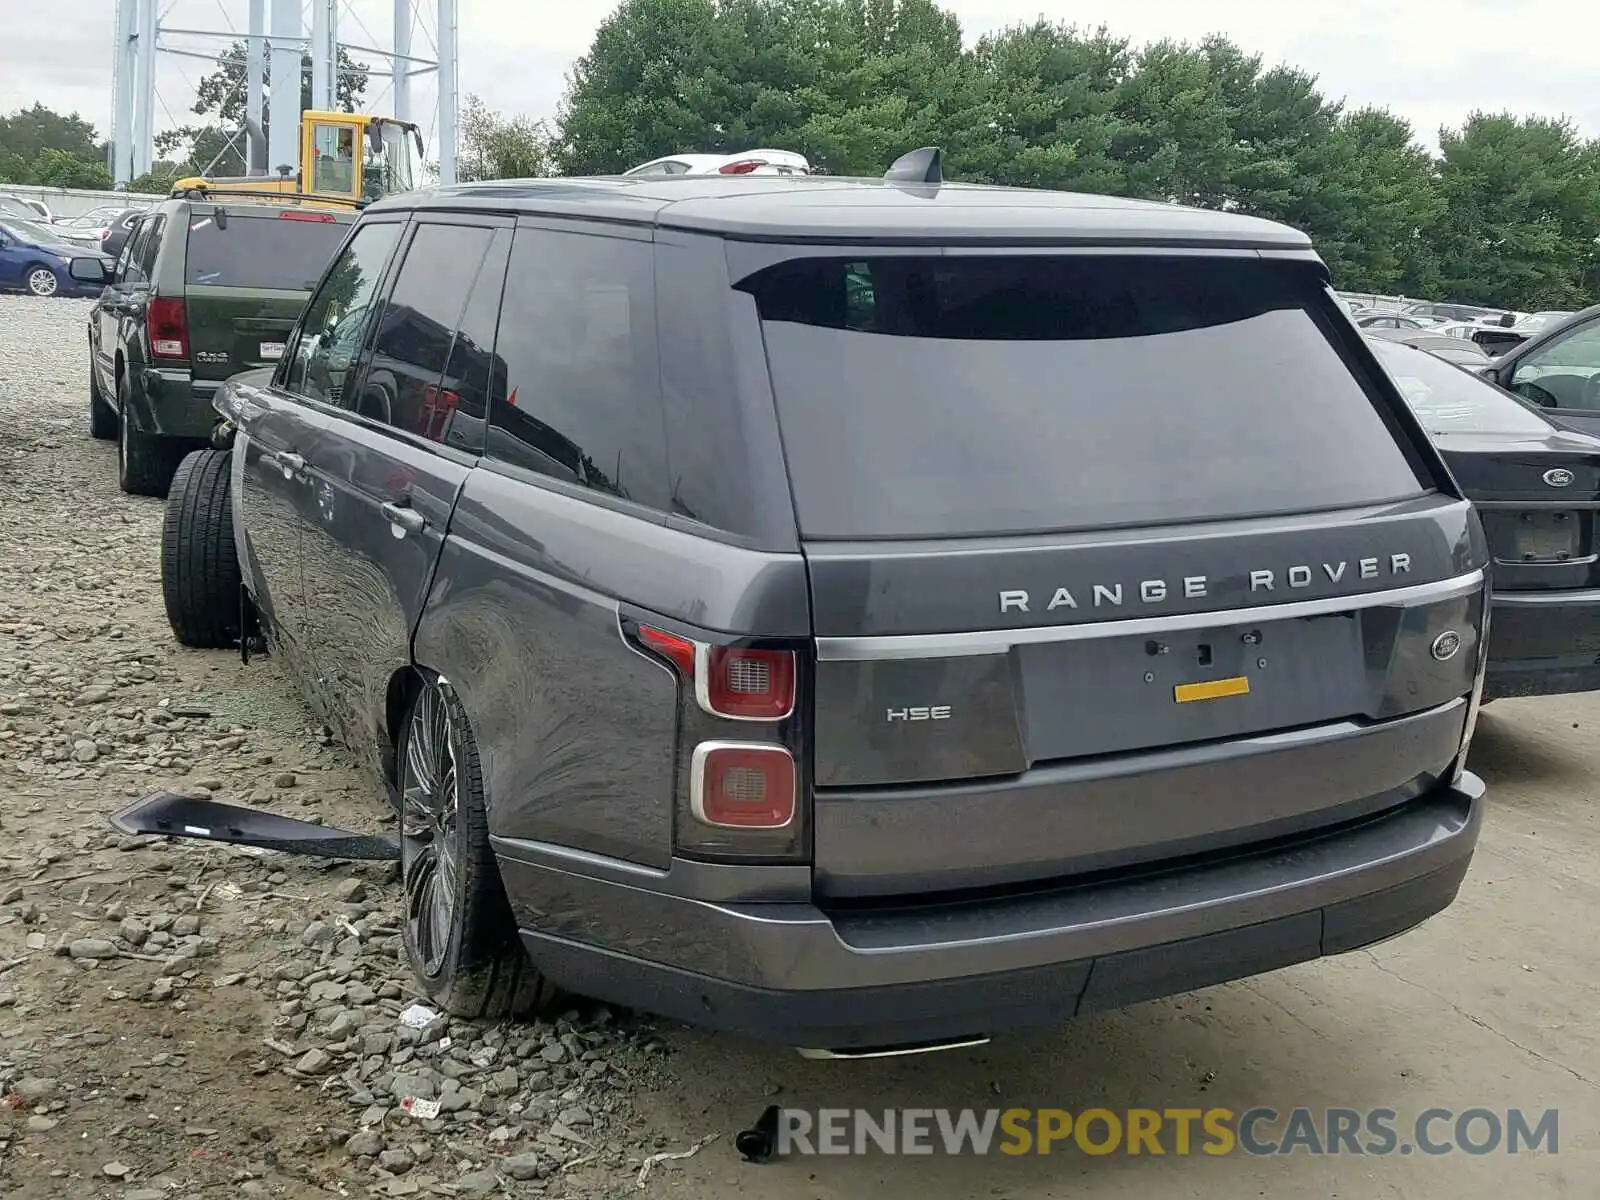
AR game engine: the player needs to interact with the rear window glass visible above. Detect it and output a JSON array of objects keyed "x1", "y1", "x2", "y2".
[
  {"x1": 1368, "y1": 337, "x2": 1552, "y2": 436},
  {"x1": 185, "y1": 213, "x2": 348, "y2": 290},
  {"x1": 740, "y1": 255, "x2": 1429, "y2": 539}
]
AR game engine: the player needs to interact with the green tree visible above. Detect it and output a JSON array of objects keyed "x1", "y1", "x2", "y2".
[
  {"x1": 0, "y1": 104, "x2": 109, "y2": 186},
  {"x1": 1432, "y1": 113, "x2": 1600, "y2": 309},
  {"x1": 556, "y1": 0, "x2": 979, "y2": 177},
  {"x1": 29, "y1": 148, "x2": 113, "y2": 190},
  {"x1": 458, "y1": 94, "x2": 556, "y2": 181}
]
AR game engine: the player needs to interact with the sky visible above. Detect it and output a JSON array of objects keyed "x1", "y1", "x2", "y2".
[{"x1": 3, "y1": 0, "x2": 1595, "y2": 160}]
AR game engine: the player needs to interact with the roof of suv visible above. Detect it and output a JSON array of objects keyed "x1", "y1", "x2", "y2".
[{"x1": 363, "y1": 175, "x2": 1312, "y2": 249}]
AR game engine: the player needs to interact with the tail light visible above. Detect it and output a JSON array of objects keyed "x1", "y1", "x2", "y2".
[
  {"x1": 692, "y1": 743, "x2": 795, "y2": 829},
  {"x1": 279, "y1": 210, "x2": 336, "y2": 222},
  {"x1": 100, "y1": 228, "x2": 112, "y2": 242},
  {"x1": 718, "y1": 159, "x2": 764, "y2": 174},
  {"x1": 636, "y1": 626, "x2": 795, "y2": 721},
  {"x1": 148, "y1": 297, "x2": 189, "y2": 360},
  {"x1": 627, "y1": 617, "x2": 809, "y2": 862}
]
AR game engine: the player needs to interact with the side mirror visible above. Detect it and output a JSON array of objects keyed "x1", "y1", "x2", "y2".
[
  {"x1": 368, "y1": 124, "x2": 384, "y2": 157},
  {"x1": 68, "y1": 257, "x2": 111, "y2": 284}
]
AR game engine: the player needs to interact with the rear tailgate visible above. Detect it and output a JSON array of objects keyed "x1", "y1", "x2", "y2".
[
  {"x1": 739, "y1": 251, "x2": 1485, "y2": 899},
  {"x1": 183, "y1": 209, "x2": 352, "y2": 382}
]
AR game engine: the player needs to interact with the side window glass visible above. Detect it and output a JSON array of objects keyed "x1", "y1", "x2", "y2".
[
  {"x1": 310, "y1": 123, "x2": 358, "y2": 197},
  {"x1": 488, "y1": 228, "x2": 668, "y2": 511},
  {"x1": 351, "y1": 222, "x2": 493, "y2": 435},
  {"x1": 121, "y1": 220, "x2": 153, "y2": 285},
  {"x1": 114, "y1": 223, "x2": 142, "y2": 283},
  {"x1": 279, "y1": 221, "x2": 404, "y2": 406},
  {"x1": 1510, "y1": 321, "x2": 1600, "y2": 411},
  {"x1": 137, "y1": 215, "x2": 165, "y2": 280},
  {"x1": 431, "y1": 231, "x2": 508, "y2": 455}
]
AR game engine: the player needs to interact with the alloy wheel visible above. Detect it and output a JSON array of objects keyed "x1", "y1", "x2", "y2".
[
  {"x1": 400, "y1": 683, "x2": 463, "y2": 976},
  {"x1": 26, "y1": 268, "x2": 58, "y2": 297}
]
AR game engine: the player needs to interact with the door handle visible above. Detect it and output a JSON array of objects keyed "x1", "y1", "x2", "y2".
[
  {"x1": 380, "y1": 501, "x2": 426, "y2": 536},
  {"x1": 260, "y1": 449, "x2": 305, "y2": 475}
]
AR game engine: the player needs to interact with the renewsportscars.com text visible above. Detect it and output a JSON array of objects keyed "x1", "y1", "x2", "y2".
[{"x1": 775, "y1": 1107, "x2": 1559, "y2": 1157}]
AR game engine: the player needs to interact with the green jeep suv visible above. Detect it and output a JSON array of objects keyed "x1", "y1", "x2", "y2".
[{"x1": 81, "y1": 195, "x2": 355, "y2": 495}]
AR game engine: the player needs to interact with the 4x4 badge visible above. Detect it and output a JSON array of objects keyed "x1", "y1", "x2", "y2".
[{"x1": 1544, "y1": 468, "x2": 1574, "y2": 487}]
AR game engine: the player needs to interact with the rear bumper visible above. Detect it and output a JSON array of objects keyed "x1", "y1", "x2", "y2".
[
  {"x1": 132, "y1": 367, "x2": 221, "y2": 438},
  {"x1": 495, "y1": 771, "x2": 1484, "y2": 1049},
  {"x1": 1486, "y1": 588, "x2": 1600, "y2": 698}
]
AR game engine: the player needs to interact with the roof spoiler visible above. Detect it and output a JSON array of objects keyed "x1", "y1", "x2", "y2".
[{"x1": 885, "y1": 147, "x2": 942, "y2": 185}]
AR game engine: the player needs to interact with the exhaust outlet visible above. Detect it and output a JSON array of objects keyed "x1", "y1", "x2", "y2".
[{"x1": 795, "y1": 1035, "x2": 990, "y2": 1060}]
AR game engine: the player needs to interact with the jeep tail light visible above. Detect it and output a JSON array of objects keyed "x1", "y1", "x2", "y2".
[
  {"x1": 692, "y1": 743, "x2": 795, "y2": 829},
  {"x1": 718, "y1": 159, "x2": 764, "y2": 174},
  {"x1": 148, "y1": 297, "x2": 189, "y2": 360},
  {"x1": 638, "y1": 625, "x2": 795, "y2": 721},
  {"x1": 279, "y1": 210, "x2": 337, "y2": 222}
]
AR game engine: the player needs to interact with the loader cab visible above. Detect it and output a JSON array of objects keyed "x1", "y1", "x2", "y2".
[{"x1": 300, "y1": 112, "x2": 422, "y2": 205}]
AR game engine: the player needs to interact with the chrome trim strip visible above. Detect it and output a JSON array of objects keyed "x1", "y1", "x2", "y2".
[
  {"x1": 816, "y1": 569, "x2": 1487, "y2": 661},
  {"x1": 1491, "y1": 586, "x2": 1600, "y2": 606}
]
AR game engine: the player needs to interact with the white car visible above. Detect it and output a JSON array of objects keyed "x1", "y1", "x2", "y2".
[
  {"x1": 0, "y1": 195, "x2": 55, "y2": 224},
  {"x1": 622, "y1": 150, "x2": 812, "y2": 177}
]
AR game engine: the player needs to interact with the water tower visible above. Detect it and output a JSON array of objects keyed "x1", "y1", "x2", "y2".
[{"x1": 109, "y1": 0, "x2": 459, "y2": 187}]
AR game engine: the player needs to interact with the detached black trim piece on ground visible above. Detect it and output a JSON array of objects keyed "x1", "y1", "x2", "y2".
[{"x1": 110, "y1": 791, "x2": 399, "y2": 860}]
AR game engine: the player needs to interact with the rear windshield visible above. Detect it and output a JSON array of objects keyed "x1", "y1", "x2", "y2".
[
  {"x1": 741, "y1": 255, "x2": 1430, "y2": 539},
  {"x1": 185, "y1": 213, "x2": 348, "y2": 291},
  {"x1": 1368, "y1": 337, "x2": 1553, "y2": 436}
]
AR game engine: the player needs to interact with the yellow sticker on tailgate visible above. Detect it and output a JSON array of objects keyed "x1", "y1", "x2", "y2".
[{"x1": 1173, "y1": 676, "x2": 1251, "y2": 704}]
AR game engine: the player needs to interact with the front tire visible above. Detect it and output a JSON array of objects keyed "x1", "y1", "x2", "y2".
[
  {"x1": 88, "y1": 361, "x2": 116, "y2": 440},
  {"x1": 399, "y1": 676, "x2": 558, "y2": 1020},
  {"x1": 24, "y1": 265, "x2": 58, "y2": 297},
  {"x1": 161, "y1": 448, "x2": 243, "y2": 649},
  {"x1": 117, "y1": 376, "x2": 185, "y2": 497}
]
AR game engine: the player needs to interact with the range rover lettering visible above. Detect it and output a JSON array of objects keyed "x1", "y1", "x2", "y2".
[{"x1": 158, "y1": 148, "x2": 1490, "y2": 1055}]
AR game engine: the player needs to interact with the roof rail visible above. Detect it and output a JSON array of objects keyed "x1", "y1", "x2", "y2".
[
  {"x1": 885, "y1": 147, "x2": 942, "y2": 185},
  {"x1": 166, "y1": 183, "x2": 365, "y2": 210}
]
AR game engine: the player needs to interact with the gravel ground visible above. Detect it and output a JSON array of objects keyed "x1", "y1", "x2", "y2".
[
  {"x1": 3, "y1": 294, "x2": 1597, "y2": 1200},
  {"x1": 0, "y1": 296, "x2": 682, "y2": 1198}
]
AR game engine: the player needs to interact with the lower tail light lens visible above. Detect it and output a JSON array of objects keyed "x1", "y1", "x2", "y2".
[
  {"x1": 692, "y1": 743, "x2": 795, "y2": 829},
  {"x1": 148, "y1": 296, "x2": 189, "y2": 360}
]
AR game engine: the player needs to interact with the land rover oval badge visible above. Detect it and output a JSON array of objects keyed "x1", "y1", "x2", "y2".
[
  {"x1": 1544, "y1": 468, "x2": 1575, "y2": 487},
  {"x1": 1431, "y1": 630, "x2": 1462, "y2": 661}
]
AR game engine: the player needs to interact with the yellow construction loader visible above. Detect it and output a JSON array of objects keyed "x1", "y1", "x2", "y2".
[{"x1": 171, "y1": 110, "x2": 425, "y2": 210}]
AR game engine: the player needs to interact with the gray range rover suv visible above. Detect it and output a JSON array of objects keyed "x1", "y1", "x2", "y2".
[{"x1": 159, "y1": 150, "x2": 1491, "y2": 1054}]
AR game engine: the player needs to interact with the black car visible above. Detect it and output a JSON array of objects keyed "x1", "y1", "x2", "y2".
[
  {"x1": 1473, "y1": 302, "x2": 1600, "y2": 436},
  {"x1": 1371, "y1": 335, "x2": 1600, "y2": 698}
]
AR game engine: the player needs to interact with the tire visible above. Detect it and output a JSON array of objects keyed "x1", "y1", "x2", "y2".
[
  {"x1": 117, "y1": 375, "x2": 185, "y2": 497},
  {"x1": 161, "y1": 448, "x2": 243, "y2": 649},
  {"x1": 399, "y1": 676, "x2": 559, "y2": 1020},
  {"x1": 24, "y1": 265, "x2": 58, "y2": 297},
  {"x1": 88, "y1": 360, "x2": 116, "y2": 440}
]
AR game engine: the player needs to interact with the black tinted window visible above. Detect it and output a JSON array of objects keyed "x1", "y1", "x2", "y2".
[
  {"x1": 280, "y1": 221, "x2": 403, "y2": 407},
  {"x1": 488, "y1": 227, "x2": 667, "y2": 510},
  {"x1": 740, "y1": 256, "x2": 1428, "y2": 539},
  {"x1": 351, "y1": 222, "x2": 493, "y2": 439},
  {"x1": 185, "y1": 212, "x2": 348, "y2": 290},
  {"x1": 430, "y1": 232, "x2": 508, "y2": 455}
]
